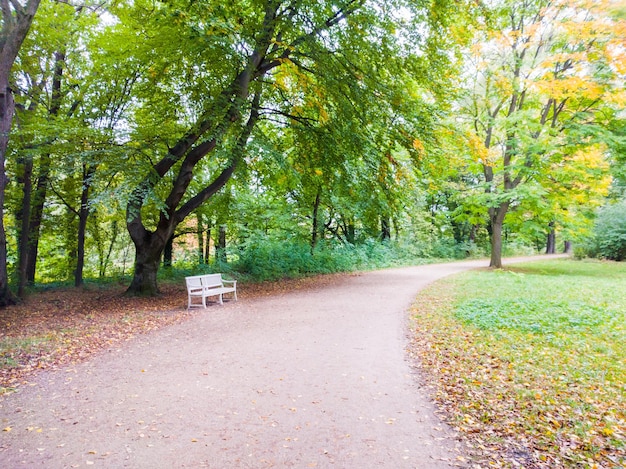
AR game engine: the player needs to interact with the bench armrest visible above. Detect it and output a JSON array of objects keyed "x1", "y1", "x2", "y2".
[{"x1": 222, "y1": 279, "x2": 236, "y2": 287}]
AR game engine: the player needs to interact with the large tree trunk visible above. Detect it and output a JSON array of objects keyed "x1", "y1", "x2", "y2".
[
  {"x1": 127, "y1": 245, "x2": 163, "y2": 296},
  {"x1": 163, "y1": 235, "x2": 173, "y2": 268},
  {"x1": 0, "y1": 84, "x2": 17, "y2": 306},
  {"x1": 488, "y1": 203, "x2": 509, "y2": 268}
]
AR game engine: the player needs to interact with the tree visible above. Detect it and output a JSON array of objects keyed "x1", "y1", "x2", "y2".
[
  {"x1": 458, "y1": 0, "x2": 625, "y2": 267},
  {"x1": 0, "y1": 0, "x2": 41, "y2": 305},
  {"x1": 115, "y1": 0, "x2": 441, "y2": 295}
]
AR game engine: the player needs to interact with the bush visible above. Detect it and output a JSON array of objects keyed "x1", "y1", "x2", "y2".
[{"x1": 594, "y1": 200, "x2": 626, "y2": 261}]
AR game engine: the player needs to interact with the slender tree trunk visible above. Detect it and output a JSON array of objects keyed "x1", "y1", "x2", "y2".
[
  {"x1": 75, "y1": 165, "x2": 95, "y2": 287},
  {"x1": 545, "y1": 222, "x2": 556, "y2": 254},
  {"x1": 205, "y1": 224, "x2": 211, "y2": 264},
  {"x1": 27, "y1": 51, "x2": 63, "y2": 283},
  {"x1": 563, "y1": 241, "x2": 572, "y2": 254},
  {"x1": 26, "y1": 154, "x2": 50, "y2": 283},
  {"x1": 196, "y1": 213, "x2": 204, "y2": 264},
  {"x1": 381, "y1": 217, "x2": 391, "y2": 242},
  {"x1": 216, "y1": 225, "x2": 227, "y2": 264},
  {"x1": 311, "y1": 188, "x2": 321, "y2": 252},
  {"x1": 16, "y1": 156, "x2": 33, "y2": 296}
]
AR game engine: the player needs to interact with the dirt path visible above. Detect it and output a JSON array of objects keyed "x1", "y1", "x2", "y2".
[{"x1": 0, "y1": 257, "x2": 551, "y2": 468}]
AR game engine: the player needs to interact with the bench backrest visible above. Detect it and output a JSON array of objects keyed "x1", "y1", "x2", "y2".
[
  {"x1": 201, "y1": 273, "x2": 223, "y2": 288},
  {"x1": 185, "y1": 275, "x2": 203, "y2": 290}
]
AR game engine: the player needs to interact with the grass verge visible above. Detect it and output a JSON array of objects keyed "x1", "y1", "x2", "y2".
[{"x1": 408, "y1": 259, "x2": 625, "y2": 468}]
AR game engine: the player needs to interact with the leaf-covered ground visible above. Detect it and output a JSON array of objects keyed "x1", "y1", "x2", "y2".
[
  {"x1": 408, "y1": 259, "x2": 626, "y2": 468},
  {"x1": 0, "y1": 275, "x2": 344, "y2": 394}
]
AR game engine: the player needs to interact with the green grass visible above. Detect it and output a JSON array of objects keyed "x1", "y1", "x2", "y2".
[{"x1": 410, "y1": 259, "x2": 625, "y2": 468}]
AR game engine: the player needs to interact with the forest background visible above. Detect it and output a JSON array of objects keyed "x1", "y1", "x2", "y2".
[{"x1": 0, "y1": 0, "x2": 625, "y2": 303}]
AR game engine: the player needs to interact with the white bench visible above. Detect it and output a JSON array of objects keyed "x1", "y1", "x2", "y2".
[{"x1": 185, "y1": 273, "x2": 237, "y2": 309}]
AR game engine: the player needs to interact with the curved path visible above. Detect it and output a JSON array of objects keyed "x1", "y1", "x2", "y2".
[{"x1": 0, "y1": 257, "x2": 553, "y2": 468}]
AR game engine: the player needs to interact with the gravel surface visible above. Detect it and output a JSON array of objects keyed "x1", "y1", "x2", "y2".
[{"x1": 0, "y1": 258, "x2": 543, "y2": 468}]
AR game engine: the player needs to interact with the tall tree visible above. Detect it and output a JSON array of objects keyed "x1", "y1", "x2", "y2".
[
  {"x1": 0, "y1": 0, "x2": 41, "y2": 305},
  {"x1": 116, "y1": 0, "x2": 439, "y2": 295},
  {"x1": 458, "y1": 0, "x2": 625, "y2": 267}
]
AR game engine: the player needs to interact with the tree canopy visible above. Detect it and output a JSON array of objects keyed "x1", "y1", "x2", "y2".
[{"x1": 0, "y1": 0, "x2": 624, "y2": 300}]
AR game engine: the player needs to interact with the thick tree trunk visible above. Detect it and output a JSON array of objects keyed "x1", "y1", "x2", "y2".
[
  {"x1": 489, "y1": 203, "x2": 509, "y2": 268},
  {"x1": 127, "y1": 247, "x2": 162, "y2": 296},
  {"x1": 163, "y1": 235, "x2": 173, "y2": 268},
  {"x1": 0, "y1": 84, "x2": 16, "y2": 306}
]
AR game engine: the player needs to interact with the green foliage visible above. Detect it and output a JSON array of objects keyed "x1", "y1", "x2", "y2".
[
  {"x1": 592, "y1": 199, "x2": 626, "y2": 261},
  {"x1": 229, "y1": 237, "x2": 437, "y2": 282},
  {"x1": 456, "y1": 298, "x2": 616, "y2": 334}
]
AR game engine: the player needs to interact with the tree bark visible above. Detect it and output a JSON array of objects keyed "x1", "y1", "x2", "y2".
[
  {"x1": 75, "y1": 164, "x2": 95, "y2": 287},
  {"x1": 381, "y1": 217, "x2": 391, "y2": 241},
  {"x1": 163, "y1": 235, "x2": 173, "y2": 268},
  {"x1": 26, "y1": 153, "x2": 50, "y2": 283},
  {"x1": 0, "y1": 86, "x2": 16, "y2": 305},
  {"x1": 196, "y1": 213, "x2": 204, "y2": 264},
  {"x1": 205, "y1": 225, "x2": 211, "y2": 264},
  {"x1": 545, "y1": 222, "x2": 556, "y2": 254},
  {"x1": 563, "y1": 240, "x2": 572, "y2": 254},
  {"x1": 216, "y1": 225, "x2": 227, "y2": 264},
  {"x1": 488, "y1": 203, "x2": 509, "y2": 268},
  {"x1": 127, "y1": 240, "x2": 162, "y2": 296},
  {"x1": 16, "y1": 155, "x2": 33, "y2": 296},
  {"x1": 311, "y1": 188, "x2": 321, "y2": 252}
]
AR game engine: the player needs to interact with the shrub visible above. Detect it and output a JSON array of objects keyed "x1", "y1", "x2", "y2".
[{"x1": 594, "y1": 200, "x2": 626, "y2": 261}]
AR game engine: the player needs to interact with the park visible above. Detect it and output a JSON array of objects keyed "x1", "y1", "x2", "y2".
[{"x1": 1, "y1": 0, "x2": 625, "y2": 467}]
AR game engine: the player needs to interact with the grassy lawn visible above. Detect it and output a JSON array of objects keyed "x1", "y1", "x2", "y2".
[{"x1": 409, "y1": 259, "x2": 625, "y2": 468}]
